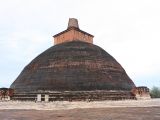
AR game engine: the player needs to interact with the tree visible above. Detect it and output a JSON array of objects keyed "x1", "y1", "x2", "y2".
[{"x1": 150, "y1": 86, "x2": 160, "y2": 98}]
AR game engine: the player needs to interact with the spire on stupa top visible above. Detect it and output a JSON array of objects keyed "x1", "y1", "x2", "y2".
[
  {"x1": 53, "y1": 18, "x2": 94, "y2": 45},
  {"x1": 67, "y1": 18, "x2": 79, "y2": 29}
]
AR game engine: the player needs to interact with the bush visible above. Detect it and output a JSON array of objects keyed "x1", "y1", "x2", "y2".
[{"x1": 150, "y1": 86, "x2": 160, "y2": 98}]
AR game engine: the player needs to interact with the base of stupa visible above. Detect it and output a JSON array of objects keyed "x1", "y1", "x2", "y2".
[{"x1": 11, "y1": 90, "x2": 136, "y2": 102}]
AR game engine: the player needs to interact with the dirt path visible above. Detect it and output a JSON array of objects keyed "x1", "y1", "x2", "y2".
[
  {"x1": 0, "y1": 99, "x2": 160, "y2": 110},
  {"x1": 0, "y1": 107, "x2": 160, "y2": 120}
]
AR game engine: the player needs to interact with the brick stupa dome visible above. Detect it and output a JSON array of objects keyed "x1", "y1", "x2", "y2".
[{"x1": 10, "y1": 18, "x2": 135, "y2": 93}]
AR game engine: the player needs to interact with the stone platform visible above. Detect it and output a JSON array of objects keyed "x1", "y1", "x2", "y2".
[{"x1": 11, "y1": 90, "x2": 135, "y2": 101}]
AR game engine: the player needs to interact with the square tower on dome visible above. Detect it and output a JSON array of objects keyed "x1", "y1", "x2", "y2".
[{"x1": 53, "y1": 18, "x2": 94, "y2": 45}]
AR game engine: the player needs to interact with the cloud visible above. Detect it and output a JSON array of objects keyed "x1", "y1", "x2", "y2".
[{"x1": 0, "y1": 0, "x2": 160, "y2": 88}]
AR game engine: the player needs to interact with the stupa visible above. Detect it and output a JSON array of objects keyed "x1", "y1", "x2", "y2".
[{"x1": 9, "y1": 18, "x2": 143, "y2": 101}]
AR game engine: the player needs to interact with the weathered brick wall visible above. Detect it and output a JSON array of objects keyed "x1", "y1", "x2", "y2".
[
  {"x1": 11, "y1": 90, "x2": 135, "y2": 101},
  {"x1": 54, "y1": 29, "x2": 93, "y2": 45},
  {"x1": 11, "y1": 41, "x2": 135, "y2": 92},
  {"x1": 0, "y1": 88, "x2": 14, "y2": 100},
  {"x1": 131, "y1": 87, "x2": 151, "y2": 99}
]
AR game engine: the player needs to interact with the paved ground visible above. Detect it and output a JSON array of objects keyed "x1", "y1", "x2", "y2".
[
  {"x1": 0, "y1": 99, "x2": 160, "y2": 110},
  {"x1": 0, "y1": 107, "x2": 160, "y2": 120}
]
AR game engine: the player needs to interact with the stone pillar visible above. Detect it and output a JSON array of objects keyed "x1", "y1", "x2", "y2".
[
  {"x1": 45, "y1": 94, "x2": 49, "y2": 102},
  {"x1": 37, "y1": 94, "x2": 41, "y2": 102}
]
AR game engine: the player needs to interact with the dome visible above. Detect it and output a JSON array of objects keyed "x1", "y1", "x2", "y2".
[{"x1": 10, "y1": 41, "x2": 135, "y2": 92}]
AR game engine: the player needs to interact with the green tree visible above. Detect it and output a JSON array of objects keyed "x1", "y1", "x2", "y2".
[{"x1": 150, "y1": 86, "x2": 160, "y2": 98}]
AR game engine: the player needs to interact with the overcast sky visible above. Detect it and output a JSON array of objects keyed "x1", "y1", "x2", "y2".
[{"x1": 0, "y1": 0, "x2": 160, "y2": 88}]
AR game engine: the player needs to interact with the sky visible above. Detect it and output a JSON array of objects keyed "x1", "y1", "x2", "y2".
[{"x1": 0, "y1": 0, "x2": 160, "y2": 89}]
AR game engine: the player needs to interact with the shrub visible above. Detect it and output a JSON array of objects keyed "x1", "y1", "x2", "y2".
[{"x1": 150, "y1": 86, "x2": 160, "y2": 98}]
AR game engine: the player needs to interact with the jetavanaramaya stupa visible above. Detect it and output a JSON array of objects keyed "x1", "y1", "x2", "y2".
[{"x1": 7, "y1": 18, "x2": 151, "y2": 101}]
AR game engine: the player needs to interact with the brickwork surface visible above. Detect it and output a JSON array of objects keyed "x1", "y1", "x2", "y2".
[
  {"x1": 11, "y1": 41, "x2": 135, "y2": 92},
  {"x1": 54, "y1": 29, "x2": 93, "y2": 45}
]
